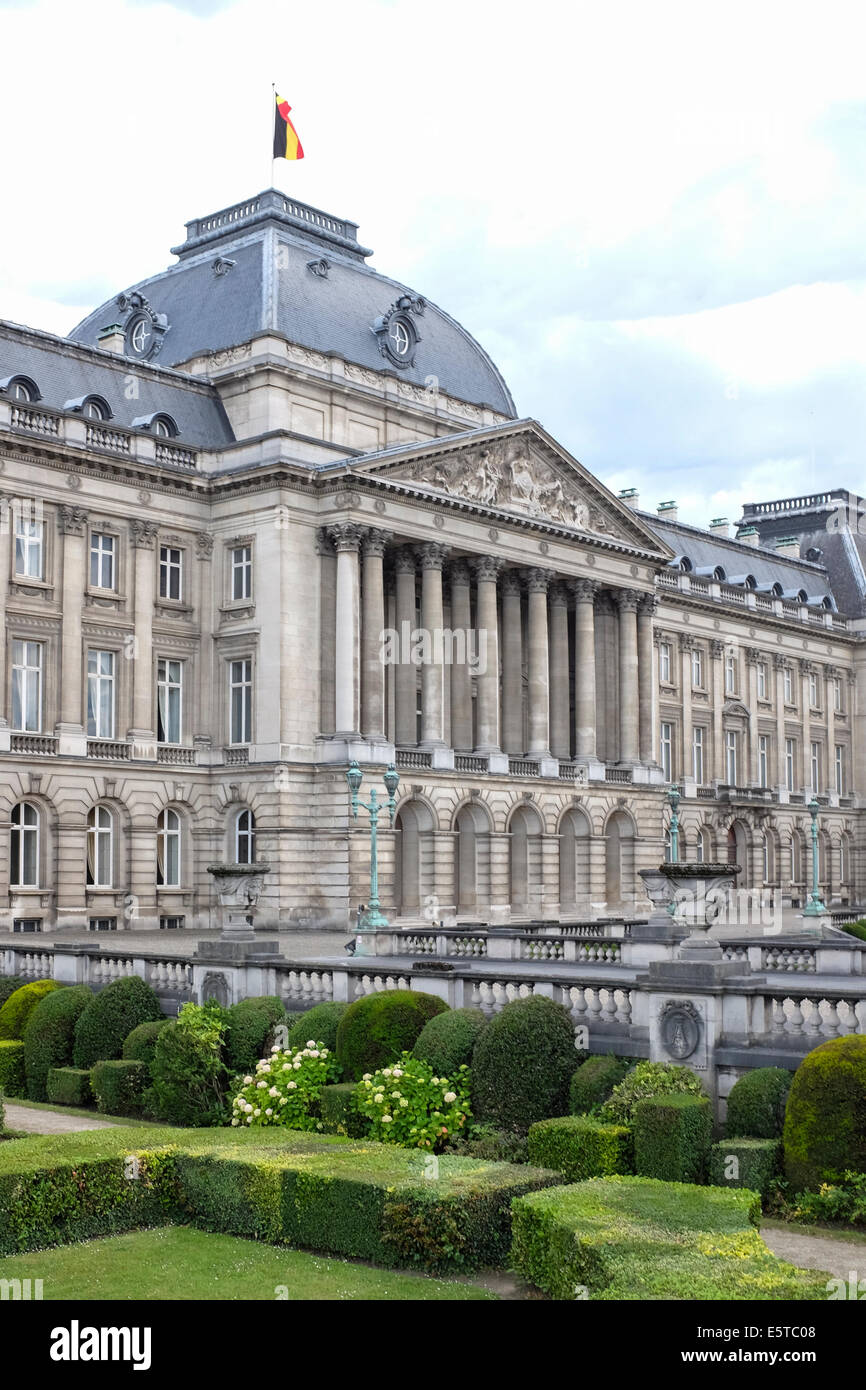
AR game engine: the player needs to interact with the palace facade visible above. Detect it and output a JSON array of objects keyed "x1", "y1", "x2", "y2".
[{"x1": 1, "y1": 190, "x2": 863, "y2": 933}]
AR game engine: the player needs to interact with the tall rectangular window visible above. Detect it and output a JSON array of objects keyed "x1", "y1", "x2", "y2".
[
  {"x1": 86, "y1": 650, "x2": 115, "y2": 739},
  {"x1": 90, "y1": 533, "x2": 115, "y2": 590},
  {"x1": 758, "y1": 734, "x2": 769, "y2": 788},
  {"x1": 809, "y1": 671, "x2": 819, "y2": 708},
  {"x1": 783, "y1": 667, "x2": 794, "y2": 704},
  {"x1": 725, "y1": 652, "x2": 737, "y2": 694},
  {"x1": 659, "y1": 642, "x2": 671, "y2": 684},
  {"x1": 14, "y1": 508, "x2": 43, "y2": 580},
  {"x1": 810, "y1": 740, "x2": 821, "y2": 794},
  {"x1": 725, "y1": 729, "x2": 738, "y2": 785},
  {"x1": 756, "y1": 662, "x2": 767, "y2": 700},
  {"x1": 833, "y1": 676, "x2": 843, "y2": 713},
  {"x1": 660, "y1": 722, "x2": 673, "y2": 781},
  {"x1": 229, "y1": 658, "x2": 252, "y2": 744},
  {"x1": 691, "y1": 647, "x2": 703, "y2": 688},
  {"x1": 785, "y1": 737, "x2": 796, "y2": 791},
  {"x1": 159, "y1": 546, "x2": 183, "y2": 601},
  {"x1": 835, "y1": 744, "x2": 845, "y2": 795},
  {"x1": 11, "y1": 640, "x2": 42, "y2": 732},
  {"x1": 692, "y1": 726, "x2": 704, "y2": 784},
  {"x1": 231, "y1": 545, "x2": 252, "y2": 601},
  {"x1": 157, "y1": 659, "x2": 183, "y2": 744}
]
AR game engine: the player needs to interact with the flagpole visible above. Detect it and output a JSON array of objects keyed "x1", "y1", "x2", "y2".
[{"x1": 268, "y1": 82, "x2": 275, "y2": 191}]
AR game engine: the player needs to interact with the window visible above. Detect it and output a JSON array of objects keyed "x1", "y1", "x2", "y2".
[
  {"x1": 157, "y1": 808, "x2": 181, "y2": 887},
  {"x1": 9, "y1": 378, "x2": 36, "y2": 402},
  {"x1": 157, "y1": 659, "x2": 183, "y2": 744},
  {"x1": 159, "y1": 915, "x2": 185, "y2": 930},
  {"x1": 756, "y1": 662, "x2": 767, "y2": 701},
  {"x1": 83, "y1": 397, "x2": 109, "y2": 421},
  {"x1": 691, "y1": 647, "x2": 703, "y2": 688},
  {"x1": 229, "y1": 659, "x2": 252, "y2": 744},
  {"x1": 785, "y1": 738, "x2": 796, "y2": 792},
  {"x1": 725, "y1": 729, "x2": 738, "y2": 785},
  {"x1": 835, "y1": 744, "x2": 845, "y2": 796},
  {"x1": 758, "y1": 734, "x2": 769, "y2": 788},
  {"x1": 153, "y1": 415, "x2": 178, "y2": 438},
  {"x1": 660, "y1": 721, "x2": 673, "y2": 781},
  {"x1": 90, "y1": 532, "x2": 115, "y2": 590},
  {"x1": 783, "y1": 667, "x2": 794, "y2": 704},
  {"x1": 159, "y1": 545, "x2": 183, "y2": 601},
  {"x1": 840, "y1": 836, "x2": 851, "y2": 885},
  {"x1": 12, "y1": 919, "x2": 42, "y2": 933},
  {"x1": 833, "y1": 676, "x2": 843, "y2": 713},
  {"x1": 695, "y1": 827, "x2": 709, "y2": 864},
  {"x1": 231, "y1": 545, "x2": 252, "y2": 601},
  {"x1": 663, "y1": 826, "x2": 673, "y2": 864},
  {"x1": 88, "y1": 918, "x2": 117, "y2": 932},
  {"x1": 762, "y1": 835, "x2": 770, "y2": 884},
  {"x1": 86, "y1": 650, "x2": 115, "y2": 739},
  {"x1": 14, "y1": 506, "x2": 43, "y2": 579},
  {"x1": 809, "y1": 671, "x2": 819, "y2": 709},
  {"x1": 692, "y1": 726, "x2": 705, "y2": 784},
  {"x1": 810, "y1": 741, "x2": 821, "y2": 794},
  {"x1": 659, "y1": 642, "x2": 671, "y2": 684},
  {"x1": 10, "y1": 802, "x2": 39, "y2": 887},
  {"x1": 725, "y1": 651, "x2": 737, "y2": 694},
  {"x1": 11, "y1": 640, "x2": 42, "y2": 732},
  {"x1": 236, "y1": 809, "x2": 256, "y2": 864},
  {"x1": 86, "y1": 806, "x2": 113, "y2": 888}
]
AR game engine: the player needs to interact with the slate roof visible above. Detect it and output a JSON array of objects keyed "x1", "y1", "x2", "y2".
[{"x1": 645, "y1": 513, "x2": 837, "y2": 605}]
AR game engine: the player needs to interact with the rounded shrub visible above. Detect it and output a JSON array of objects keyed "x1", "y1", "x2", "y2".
[
  {"x1": 0, "y1": 977, "x2": 25, "y2": 1011},
  {"x1": 287, "y1": 1001, "x2": 348, "y2": 1053},
  {"x1": 600, "y1": 1061, "x2": 705, "y2": 1127},
  {"x1": 224, "y1": 996, "x2": 287, "y2": 1074},
  {"x1": 23, "y1": 984, "x2": 93, "y2": 1101},
  {"x1": 471, "y1": 995, "x2": 577, "y2": 1133},
  {"x1": 569, "y1": 1054, "x2": 631, "y2": 1114},
  {"x1": 0, "y1": 979, "x2": 60, "y2": 1041},
  {"x1": 783, "y1": 1035, "x2": 866, "y2": 1190},
  {"x1": 73, "y1": 975, "x2": 163, "y2": 1069},
  {"x1": 413, "y1": 1007, "x2": 487, "y2": 1075},
  {"x1": 336, "y1": 991, "x2": 448, "y2": 1082},
  {"x1": 91, "y1": 1059, "x2": 149, "y2": 1117},
  {"x1": 725, "y1": 1067, "x2": 792, "y2": 1139},
  {"x1": 122, "y1": 1020, "x2": 169, "y2": 1066}
]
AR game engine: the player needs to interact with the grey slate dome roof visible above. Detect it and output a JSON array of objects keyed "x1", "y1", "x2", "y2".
[{"x1": 68, "y1": 190, "x2": 516, "y2": 418}]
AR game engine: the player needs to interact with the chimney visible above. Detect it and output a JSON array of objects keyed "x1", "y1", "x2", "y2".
[
  {"x1": 775, "y1": 536, "x2": 801, "y2": 560},
  {"x1": 736, "y1": 525, "x2": 760, "y2": 548},
  {"x1": 618, "y1": 487, "x2": 640, "y2": 510},
  {"x1": 709, "y1": 517, "x2": 730, "y2": 538},
  {"x1": 657, "y1": 500, "x2": 678, "y2": 522},
  {"x1": 98, "y1": 323, "x2": 126, "y2": 355}
]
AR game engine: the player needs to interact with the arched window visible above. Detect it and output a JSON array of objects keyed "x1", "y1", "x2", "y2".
[
  {"x1": 157, "y1": 809, "x2": 181, "y2": 887},
  {"x1": 663, "y1": 826, "x2": 673, "y2": 864},
  {"x1": 11, "y1": 802, "x2": 40, "y2": 887},
  {"x1": 153, "y1": 415, "x2": 178, "y2": 438},
  {"x1": 83, "y1": 396, "x2": 111, "y2": 421},
  {"x1": 0, "y1": 375, "x2": 40, "y2": 402},
  {"x1": 86, "y1": 806, "x2": 114, "y2": 888},
  {"x1": 695, "y1": 827, "x2": 710, "y2": 864},
  {"x1": 236, "y1": 809, "x2": 256, "y2": 864}
]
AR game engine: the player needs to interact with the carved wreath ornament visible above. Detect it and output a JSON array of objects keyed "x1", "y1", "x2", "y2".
[{"x1": 659, "y1": 999, "x2": 701, "y2": 1060}]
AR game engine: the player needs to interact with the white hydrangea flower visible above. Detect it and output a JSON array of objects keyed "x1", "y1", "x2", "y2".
[
  {"x1": 271, "y1": 1045, "x2": 280, "y2": 1053},
  {"x1": 392, "y1": 1068, "x2": 403, "y2": 1078},
  {"x1": 257, "y1": 1080, "x2": 267, "y2": 1089},
  {"x1": 265, "y1": 1108, "x2": 273, "y2": 1116},
  {"x1": 231, "y1": 1118, "x2": 239, "y2": 1126},
  {"x1": 287, "y1": 1081, "x2": 297, "y2": 1090},
  {"x1": 400, "y1": 1098, "x2": 408, "y2": 1108},
  {"x1": 306, "y1": 1040, "x2": 316, "y2": 1048},
  {"x1": 362, "y1": 1073, "x2": 372, "y2": 1082},
  {"x1": 444, "y1": 1092, "x2": 457, "y2": 1104},
  {"x1": 269, "y1": 1086, "x2": 278, "y2": 1098},
  {"x1": 243, "y1": 1076, "x2": 253, "y2": 1086},
  {"x1": 253, "y1": 1108, "x2": 261, "y2": 1117},
  {"x1": 382, "y1": 1114, "x2": 393, "y2": 1123}
]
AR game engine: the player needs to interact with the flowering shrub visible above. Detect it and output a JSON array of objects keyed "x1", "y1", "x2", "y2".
[
  {"x1": 230, "y1": 1041, "x2": 341, "y2": 1130},
  {"x1": 354, "y1": 1054, "x2": 471, "y2": 1151}
]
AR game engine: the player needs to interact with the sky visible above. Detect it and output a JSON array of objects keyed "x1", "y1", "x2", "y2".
[{"x1": 2, "y1": 0, "x2": 866, "y2": 526}]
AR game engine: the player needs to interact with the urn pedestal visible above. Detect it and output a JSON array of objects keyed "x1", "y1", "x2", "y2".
[{"x1": 195, "y1": 863, "x2": 278, "y2": 961}]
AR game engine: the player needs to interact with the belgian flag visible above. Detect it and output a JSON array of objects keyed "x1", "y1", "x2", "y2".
[{"x1": 273, "y1": 94, "x2": 304, "y2": 161}]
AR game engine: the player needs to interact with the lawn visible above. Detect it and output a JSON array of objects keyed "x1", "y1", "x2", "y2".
[{"x1": 0, "y1": 1225, "x2": 497, "y2": 1301}]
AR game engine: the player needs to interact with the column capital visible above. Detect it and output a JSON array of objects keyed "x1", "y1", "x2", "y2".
[
  {"x1": 59, "y1": 504, "x2": 88, "y2": 536},
  {"x1": 416, "y1": 542, "x2": 449, "y2": 571},
  {"x1": 744, "y1": 646, "x2": 762, "y2": 666},
  {"x1": 571, "y1": 577, "x2": 599, "y2": 604},
  {"x1": 473, "y1": 555, "x2": 504, "y2": 582},
  {"x1": 798, "y1": 657, "x2": 816, "y2": 675},
  {"x1": 524, "y1": 567, "x2": 553, "y2": 593},
  {"x1": 638, "y1": 593, "x2": 658, "y2": 617},
  {"x1": 825, "y1": 664, "x2": 840, "y2": 680},
  {"x1": 327, "y1": 522, "x2": 367, "y2": 553},
  {"x1": 393, "y1": 546, "x2": 417, "y2": 575},
  {"x1": 130, "y1": 518, "x2": 159, "y2": 549},
  {"x1": 679, "y1": 632, "x2": 694, "y2": 651},
  {"x1": 195, "y1": 531, "x2": 215, "y2": 561},
  {"x1": 501, "y1": 568, "x2": 523, "y2": 596},
  {"x1": 449, "y1": 557, "x2": 472, "y2": 586},
  {"x1": 362, "y1": 527, "x2": 392, "y2": 557},
  {"x1": 711, "y1": 638, "x2": 726, "y2": 658},
  {"x1": 773, "y1": 652, "x2": 789, "y2": 670},
  {"x1": 613, "y1": 587, "x2": 640, "y2": 612},
  {"x1": 549, "y1": 580, "x2": 569, "y2": 607}
]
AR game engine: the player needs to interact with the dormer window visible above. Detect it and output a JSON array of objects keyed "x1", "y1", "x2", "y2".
[
  {"x1": 132, "y1": 412, "x2": 179, "y2": 438},
  {"x1": 65, "y1": 394, "x2": 113, "y2": 421},
  {"x1": 0, "y1": 375, "x2": 41, "y2": 402}
]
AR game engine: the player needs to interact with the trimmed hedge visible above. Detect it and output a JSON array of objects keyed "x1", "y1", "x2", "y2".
[
  {"x1": 633, "y1": 1094, "x2": 713, "y2": 1184},
  {"x1": 413, "y1": 1008, "x2": 487, "y2": 1075},
  {"x1": 147, "y1": 1003, "x2": 229, "y2": 1127},
  {"x1": 122, "y1": 1021, "x2": 169, "y2": 1067},
  {"x1": 0, "y1": 1041, "x2": 26, "y2": 1098},
  {"x1": 0, "y1": 980, "x2": 60, "y2": 1041},
  {"x1": 510, "y1": 1176, "x2": 830, "y2": 1300},
  {"x1": 23, "y1": 985, "x2": 93, "y2": 1101},
  {"x1": 91, "y1": 1060, "x2": 149, "y2": 1117},
  {"x1": 224, "y1": 997, "x2": 287, "y2": 1074},
  {"x1": 46, "y1": 1068, "x2": 94, "y2": 1107},
  {"x1": 318, "y1": 1083, "x2": 367, "y2": 1138},
  {"x1": 286, "y1": 1002, "x2": 348, "y2": 1053},
  {"x1": 0, "y1": 977, "x2": 25, "y2": 1011},
  {"x1": 471, "y1": 996, "x2": 577, "y2": 1133},
  {"x1": 73, "y1": 976, "x2": 163, "y2": 1069},
  {"x1": 709, "y1": 1139, "x2": 781, "y2": 1197},
  {"x1": 725, "y1": 1067, "x2": 792, "y2": 1139},
  {"x1": 601, "y1": 1060, "x2": 706, "y2": 1126},
  {"x1": 841, "y1": 919, "x2": 866, "y2": 943},
  {"x1": 783, "y1": 1034, "x2": 866, "y2": 1190},
  {"x1": 527, "y1": 1115, "x2": 632, "y2": 1182},
  {"x1": 569, "y1": 1054, "x2": 631, "y2": 1114},
  {"x1": 336, "y1": 991, "x2": 448, "y2": 1082}
]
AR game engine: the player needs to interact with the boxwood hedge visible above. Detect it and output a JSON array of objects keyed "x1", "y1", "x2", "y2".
[
  {"x1": 527, "y1": 1115, "x2": 633, "y2": 1182},
  {"x1": 122, "y1": 1021, "x2": 168, "y2": 1067},
  {"x1": 471, "y1": 996, "x2": 576, "y2": 1133},
  {"x1": 23, "y1": 985, "x2": 93, "y2": 1101},
  {"x1": 224, "y1": 997, "x2": 287, "y2": 1074},
  {"x1": 633, "y1": 1093, "x2": 712, "y2": 1184},
  {"x1": 336, "y1": 991, "x2": 448, "y2": 1081},
  {"x1": 46, "y1": 1067, "x2": 94, "y2": 1108},
  {"x1": 412, "y1": 1008, "x2": 487, "y2": 1075},
  {"x1": 0, "y1": 980, "x2": 60, "y2": 1041},
  {"x1": 725, "y1": 1067, "x2": 792, "y2": 1139},
  {"x1": 783, "y1": 1034, "x2": 866, "y2": 1190},
  {"x1": 73, "y1": 976, "x2": 164, "y2": 1069},
  {"x1": 0, "y1": 1041, "x2": 26, "y2": 1098},
  {"x1": 286, "y1": 1002, "x2": 348, "y2": 1053},
  {"x1": 709, "y1": 1138, "x2": 781, "y2": 1197},
  {"x1": 91, "y1": 1060, "x2": 149, "y2": 1117},
  {"x1": 569, "y1": 1054, "x2": 631, "y2": 1114}
]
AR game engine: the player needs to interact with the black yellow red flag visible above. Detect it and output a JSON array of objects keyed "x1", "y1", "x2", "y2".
[{"x1": 273, "y1": 94, "x2": 304, "y2": 160}]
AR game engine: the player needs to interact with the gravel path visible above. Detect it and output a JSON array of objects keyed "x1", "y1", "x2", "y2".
[
  {"x1": 3, "y1": 1104, "x2": 116, "y2": 1134},
  {"x1": 760, "y1": 1225, "x2": 864, "y2": 1281}
]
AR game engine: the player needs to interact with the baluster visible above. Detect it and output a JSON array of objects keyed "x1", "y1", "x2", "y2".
[
  {"x1": 602, "y1": 989, "x2": 618, "y2": 1026},
  {"x1": 770, "y1": 998, "x2": 786, "y2": 1037},
  {"x1": 587, "y1": 988, "x2": 603, "y2": 1029},
  {"x1": 823, "y1": 999, "x2": 842, "y2": 1037},
  {"x1": 803, "y1": 997, "x2": 823, "y2": 1037},
  {"x1": 615, "y1": 989, "x2": 632, "y2": 1027},
  {"x1": 787, "y1": 998, "x2": 804, "y2": 1036}
]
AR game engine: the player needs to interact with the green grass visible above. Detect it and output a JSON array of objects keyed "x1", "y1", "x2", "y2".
[{"x1": 0, "y1": 1225, "x2": 495, "y2": 1300}]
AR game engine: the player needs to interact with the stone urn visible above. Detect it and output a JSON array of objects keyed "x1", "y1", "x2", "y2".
[
  {"x1": 660, "y1": 861, "x2": 739, "y2": 962},
  {"x1": 206, "y1": 862, "x2": 271, "y2": 942},
  {"x1": 635, "y1": 868, "x2": 688, "y2": 941}
]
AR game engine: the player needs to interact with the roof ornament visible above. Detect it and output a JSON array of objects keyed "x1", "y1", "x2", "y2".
[
  {"x1": 115, "y1": 291, "x2": 169, "y2": 362},
  {"x1": 212, "y1": 257, "x2": 236, "y2": 277},
  {"x1": 371, "y1": 294, "x2": 425, "y2": 369},
  {"x1": 307, "y1": 258, "x2": 330, "y2": 278}
]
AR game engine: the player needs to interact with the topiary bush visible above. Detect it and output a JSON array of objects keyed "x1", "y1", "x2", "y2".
[
  {"x1": 47, "y1": 1067, "x2": 93, "y2": 1107},
  {"x1": 471, "y1": 995, "x2": 577, "y2": 1134},
  {"x1": 224, "y1": 996, "x2": 287, "y2": 1075},
  {"x1": 709, "y1": 1138, "x2": 781, "y2": 1197},
  {"x1": 91, "y1": 1060, "x2": 149, "y2": 1117},
  {"x1": 633, "y1": 1094, "x2": 713, "y2": 1184},
  {"x1": 319, "y1": 1082, "x2": 368, "y2": 1138},
  {"x1": 287, "y1": 1002, "x2": 348, "y2": 1053},
  {"x1": 600, "y1": 1060, "x2": 706, "y2": 1127},
  {"x1": 73, "y1": 975, "x2": 163, "y2": 1069},
  {"x1": 0, "y1": 980, "x2": 60, "y2": 1041},
  {"x1": 528, "y1": 1115, "x2": 633, "y2": 1182},
  {"x1": 569, "y1": 1054, "x2": 632, "y2": 1114},
  {"x1": 725, "y1": 1067, "x2": 792, "y2": 1139},
  {"x1": 0, "y1": 977, "x2": 25, "y2": 1011},
  {"x1": 336, "y1": 991, "x2": 448, "y2": 1082},
  {"x1": 0, "y1": 1041, "x2": 26, "y2": 1098},
  {"x1": 841, "y1": 920, "x2": 866, "y2": 943},
  {"x1": 23, "y1": 985, "x2": 93, "y2": 1101},
  {"x1": 783, "y1": 1034, "x2": 866, "y2": 1190},
  {"x1": 413, "y1": 1007, "x2": 487, "y2": 1075},
  {"x1": 146, "y1": 1001, "x2": 229, "y2": 1127},
  {"x1": 122, "y1": 1020, "x2": 169, "y2": 1067}
]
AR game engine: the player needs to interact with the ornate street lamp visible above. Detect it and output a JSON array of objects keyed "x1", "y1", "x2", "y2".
[
  {"x1": 346, "y1": 761, "x2": 400, "y2": 954},
  {"x1": 667, "y1": 784, "x2": 681, "y2": 865},
  {"x1": 803, "y1": 795, "x2": 828, "y2": 917}
]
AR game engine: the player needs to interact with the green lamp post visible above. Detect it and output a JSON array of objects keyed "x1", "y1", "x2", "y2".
[
  {"x1": 803, "y1": 795, "x2": 828, "y2": 917},
  {"x1": 346, "y1": 761, "x2": 400, "y2": 953},
  {"x1": 667, "y1": 784, "x2": 681, "y2": 864}
]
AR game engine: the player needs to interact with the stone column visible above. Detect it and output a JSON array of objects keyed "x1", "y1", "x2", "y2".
[
  {"x1": 572, "y1": 578, "x2": 598, "y2": 759},
  {"x1": 615, "y1": 589, "x2": 640, "y2": 764},
  {"x1": 393, "y1": 548, "x2": 417, "y2": 747},
  {"x1": 638, "y1": 596, "x2": 657, "y2": 764},
  {"x1": 194, "y1": 532, "x2": 214, "y2": 747},
  {"x1": 57, "y1": 505, "x2": 88, "y2": 754},
  {"x1": 745, "y1": 648, "x2": 761, "y2": 785},
  {"x1": 327, "y1": 523, "x2": 365, "y2": 738},
  {"x1": 800, "y1": 659, "x2": 813, "y2": 793},
  {"x1": 774, "y1": 655, "x2": 787, "y2": 794},
  {"x1": 548, "y1": 582, "x2": 570, "y2": 760},
  {"x1": 130, "y1": 518, "x2": 159, "y2": 753},
  {"x1": 525, "y1": 568, "x2": 552, "y2": 757},
  {"x1": 679, "y1": 633, "x2": 694, "y2": 783},
  {"x1": 361, "y1": 529, "x2": 390, "y2": 742},
  {"x1": 418, "y1": 543, "x2": 448, "y2": 747},
  {"x1": 711, "y1": 639, "x2": 725, "y2": 783},
  {"x1": 473, "y1": 557, "x2": 502, "y2": 754},
  {"x1": 449, "y1": 559, "x2": 473, "y2": 752},
  {"x1": 501, "y1": 570, "x2": 523, "y2": 754},
  {"x1": 0, "y1": 493, "x2": 9, "y2": 744},
  {"x1": 826, "y1": 667, "x2": 837, "y2": 796}
]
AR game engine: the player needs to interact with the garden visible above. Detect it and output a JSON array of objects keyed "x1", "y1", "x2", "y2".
[{"x1": 0, "y1": 969, "x2": 863, "y2": 1300}]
